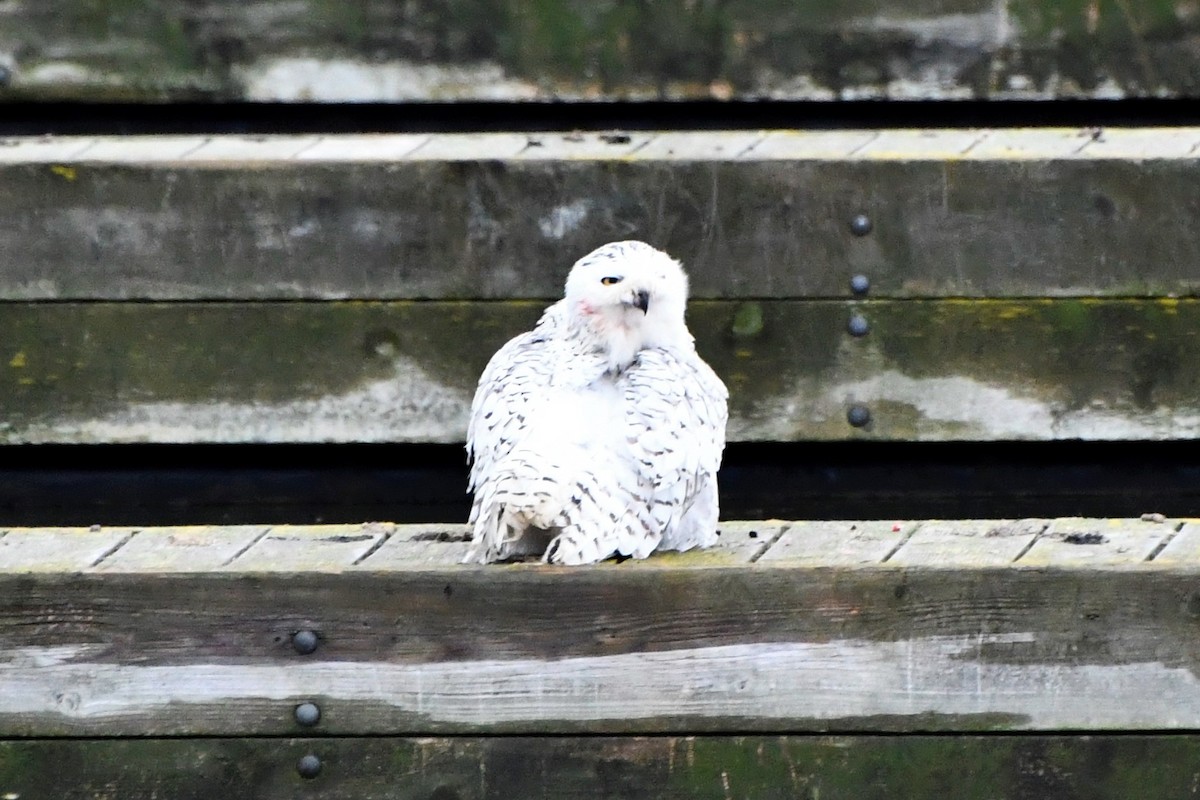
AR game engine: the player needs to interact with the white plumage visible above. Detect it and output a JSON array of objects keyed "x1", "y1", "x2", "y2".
[{"x1": 464, "y1": 240, "x2": 728, "y2": 565}]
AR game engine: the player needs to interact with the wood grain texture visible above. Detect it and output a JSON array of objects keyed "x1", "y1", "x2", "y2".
[
  {"x1": 887, "y1": 519, "x2": 1048, "y2": 566},
  {"x1": 90, "y1": 525, "x2": 270, "y2": 572},
  {"x1": 6, "y1": 735, "x2": 1200, "y2": 800},
  {"x1": 758, "y1": 520, "x2": 917, "y2": 565},
  {"x1": 7, "y1": 298, "x2": 1200, "y2": 444},
  {"x1": 3, "y1": 520, "x2": 1200, "y2": 735},
  {"x1": 0, "y1": 527, "x2": 137, "y2": 572},
  {"x1": 2, "y1": 0, "x2": 1199, "y2": 102},
  {"x1": 1154, "y1": 522, "x2": 1200, "y2": 566},
  {"x1": 1, "y1": 130, "x2": 1199, "y2": 300}
]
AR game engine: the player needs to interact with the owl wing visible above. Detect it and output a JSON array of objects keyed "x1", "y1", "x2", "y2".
[
  {"x1": 621, "y1": 347, "x2": 729, "y2": 547},
  {"x1": 466, "y1": 303, "x2": 567, "y2": 503}
]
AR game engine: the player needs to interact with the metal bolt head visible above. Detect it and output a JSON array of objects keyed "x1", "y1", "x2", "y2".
[
  {"x1": 847, "y1": 315, "x2": 869, "y2": 337},
  {"x1": 292, "y1": 630, "x2": 319, "y2": 655},
  {"x1": 850, "y1": 214, "x2": 873, "y2": 236},
  {"x1": 294, "y1": 702, "x2": 321, "y2": 727},
  {"x1": 297, "y1": 754, "x2": 322, "y2": 779},
  {"x1": 849, "y1": 274, "x2": 870, "y2": 295},
  {"x1": 847, "y1": 405, "x2": 872, "y2": 428}
]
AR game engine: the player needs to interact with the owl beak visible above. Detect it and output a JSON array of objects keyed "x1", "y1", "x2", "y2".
[{"x1": 630, "y1": 289, "x2": 650, "y2": 314}]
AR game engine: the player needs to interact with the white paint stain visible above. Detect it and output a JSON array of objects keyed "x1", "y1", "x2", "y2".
[
  {"x1": 847, "y1": 12, "x2": 1008, "y2": 48},
  {"x1": 1, "y1": 645, "x2": 103, "y2": 668},
  {"x1": 236, "y1": 58, "x2": 541, "y2": 102},
  {"x1": 727, "y1": 366, "x2": 1200, "y2": 442},
  {"x1": 22, "y1": 62, "x2": 101, "y2": 85},
  {"x1": 833, "y1": 371, "x2": 1056, "y2": 437},
  {"x1": 538, "y1": 200, "x2": 591, "y2": 240},
  {"x1": 13, "y1": 356, "x2": 470, "y2": 444}
]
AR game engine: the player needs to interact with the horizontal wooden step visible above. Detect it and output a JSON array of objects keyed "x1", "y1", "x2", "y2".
[
  {"x1": 2, "y1": 517, "x2": 1197, "y2": 736},
  {"x1": 1, "y1": 129, "x2": 1198, "y2": 300},
  {"x1": 5, "y1": 299, "x2": 1200, "y2": 444},
  {"x1": 3, "y1": 1, "x2": 1199, "y2": 102},
  {"x1": 4, "y1": 735, "x2": 1199, "y2": 799}
]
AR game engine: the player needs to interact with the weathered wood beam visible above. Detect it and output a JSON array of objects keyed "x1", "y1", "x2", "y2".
[
  {"x1": 4, "y1": 299, "x2": 1200, "y2": 444},
  {"x1": 2, "y1": 1, "x2": 1198, "y2": 102},
  {"x1": 1, "y1": 518, "x2": 1196, "y2": 736},
  {"x1": 1, "y1": 130, "x2": 1198, "y2": 300},
  {"x1": 4, "y1": 735, "x2": 1200, "y2": 799}
]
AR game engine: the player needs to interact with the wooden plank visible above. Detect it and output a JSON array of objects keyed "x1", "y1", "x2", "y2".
[
  {"x1": 75, "y1": 136, "x2": 212, "y2": 162},
  {"x1": 625, "y1": 520, "x2": 791, "y2": 567},
  {"x1": 1, "y1": 130, "x2": 1199, "y2": 300},
  {"x1": 853, "y1": 129, "x2": 988, "y2": 159},
  {"x1": 180, "y1": 135, "x2": 322, "y2": 161},
  {"x1": 888, "y1": 519, "x2": 1047, "y2": 566},
  {"x1": 0, "y1": 527, "x2": 136, "y2": 572},
  {"x1": 93, "y1": 525, "x2": 271, "y2": 572},
  {"x1": 3, "y1": 1, "x2": 1199, "y2": 103},
  {"x1": 5, "y1": 519, "x2": 1200, "y2": 735},
  {"x1": 4, "y1": 735, "x2": 1200, "y2": 800},
  {"x1": 1078, "y1": 128, "x2": 1200, "y2": 159},
  {"x1": 296, "y1": 134, "x2": 431, "y2": 162},
  {"x1": 758, "y1": 520, "x2": 917, "y2": 566},
  {"x1": 0, "y1": 136, "x2": 97, "y2": 162},
  {"x1": 350, "y1": 524, "x2": 472, "y2": 569},
  {"x1": 224, "y1": 524, "x2": 390, "y2": 571},
  {"x1": 1017, "y1": 517, "x2": 1175, "y2": 567},
  {"x1": 8, "y1": 298, "x2": 1200, "y2": 444},
  {"x1": 1151, "y1": 521, "x2": 1200, "y2": 566},
  {"x1": 513, "y1": 131, "x2": 655, "y2": 159},
  {"x1": 635, "y1": 131, "x2": 767, "y2": 160}
]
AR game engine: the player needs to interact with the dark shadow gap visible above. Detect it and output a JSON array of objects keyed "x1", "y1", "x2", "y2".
[
  {"x1": 3, "y1": 99, "x2": 1200, "y2": 136},
  {"x1": 2, "y1": 441, "x2": 1197, "y2": 527}
]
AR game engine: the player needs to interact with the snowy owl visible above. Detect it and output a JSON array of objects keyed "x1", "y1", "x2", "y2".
[{"x1": 464, "y1": 240, "x2": 729, "y2": 565}]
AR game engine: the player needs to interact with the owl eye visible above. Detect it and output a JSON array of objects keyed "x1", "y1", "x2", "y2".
[{"x1": 600, "y1": 276, "x2": 622, "y2": 286}]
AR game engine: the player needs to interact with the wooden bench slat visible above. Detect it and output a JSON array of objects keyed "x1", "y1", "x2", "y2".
[
  {"x1": 1017, "y1": 517, "x2": 1175, "y2": 567},
  {"x1": 1150, "y1": 522, "x2": 1200, "y2": 566},
  {"x1": 296, "y1": 134, "x2": 432, "y2": 162},
  {"x1": 1, "y1": 130, "x2": 1198, "y2": 301},
  {"x1": 633, "y1": 131, "x2": 767, "y2": 160},
  {"x1": 5, "y1": 0, "x2": 1199, "y2": 103},
  {"x1": 6, "y1": 298, "x2": 1200, "y2": 445},
  {"x1": 6, "y1": 519, "x2": 1180, "y2": 574},
  {"x1": 93, "y1": 525, "x2": 272, "y2": 572},
  {"x1": 757, "y1": 520, "x2": 917, "y2": 566},
  {"x1": 3, "y1": 520, "x2": 1200, "y2": 736},
  {"x1": 223, "y1": 524, "x2": 390, "y2": 572},
  {"x1": 0, "y1": 527, "x2": 137, "y2": 572},
  {"x1": 887, "y1": 519, "x2": 1048, "y2": 567}
]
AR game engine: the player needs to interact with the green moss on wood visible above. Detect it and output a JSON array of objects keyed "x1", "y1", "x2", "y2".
[
  {"x1": 5, "y1": 298, "x2": 1200, "y2": 442},
  {"x1": 4, "y1": 158, "x2": 1200, "y2": 302},
  {"x1": 2, "y1": 0, "x2": 1199, "y2": 101},
  {"x1": 6, "y1": 736, "x2": 1200, "y2": 798}
]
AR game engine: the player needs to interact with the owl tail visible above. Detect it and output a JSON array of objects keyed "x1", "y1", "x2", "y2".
[
  {"x1": 463, "y1": 449, "x2": 572, "y2": 564},
  {"x1": 465, "y1": 448, "x2": 661, "y2": 565}
]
